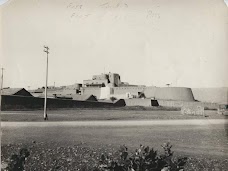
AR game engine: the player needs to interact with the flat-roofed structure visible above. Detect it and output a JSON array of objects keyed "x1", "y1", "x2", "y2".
[{"x1": 83, "y1": 72, "x2": 121, "y2": 87}]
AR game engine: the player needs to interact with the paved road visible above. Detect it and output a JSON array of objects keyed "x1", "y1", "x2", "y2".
[{"x1": 1, "y1": 119, "x2": 227, "y2": 127}]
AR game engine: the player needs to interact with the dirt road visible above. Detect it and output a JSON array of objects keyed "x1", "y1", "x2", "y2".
[
  {"x1": 1, "y1": 119, "x2": 228, "y2": 127},
  {"x1": 1, "y1": 119, "x2": 228, "y2": 158}
]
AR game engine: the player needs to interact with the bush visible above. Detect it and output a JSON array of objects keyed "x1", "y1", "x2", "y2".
[
  {"x1": 93, "y1": 143, "x2": 187, "y2": 171},
  {"x1": 110, "y1": 97, "x2": 117, "y2": 102},
  {"x1": 3, "y1": 143, "x2": 187, "y2": 171},
  {"x1": 5, "y1": 148, "x2": 30, "y2": 171}
]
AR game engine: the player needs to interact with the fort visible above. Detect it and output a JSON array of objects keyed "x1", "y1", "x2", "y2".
[
  {"x1": 81, "y1": 72, "x2": 195, "y2": 102},
  {"x1": 1, "y1": 72, "x2": 227, "y2": 110},
  {"x1": 79, "y1": 72, "x2": 227, "y2": 109}
]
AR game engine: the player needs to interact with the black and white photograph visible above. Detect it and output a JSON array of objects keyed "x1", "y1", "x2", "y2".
[{"x1": 0, "y1": 0, "x2": 228, "y2": 170}]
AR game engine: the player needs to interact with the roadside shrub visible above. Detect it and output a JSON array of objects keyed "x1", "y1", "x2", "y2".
[
  {"x1": 93, "y1": 143, "x2": 187, "y2": 171},
  {"x1": 110, "y1": 97, "x2": 117, "y2": 102},
  {"x1": 5, "y1": 148, "x2": 30, "y2": 171},
  {"x1": 2, "y1": 143, "x2": 187, "y2": 171}
]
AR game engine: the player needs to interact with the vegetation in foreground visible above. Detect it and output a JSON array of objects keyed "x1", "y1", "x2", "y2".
[
  {"x1": 1, "y1": 142, "x2": 227, "y2": 171},
  {"x1": 93, "y1": 142, "x2": 187, "y2": 171}
]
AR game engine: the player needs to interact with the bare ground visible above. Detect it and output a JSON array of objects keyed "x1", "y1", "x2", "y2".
[
  {"x1": 1, "y1": 109, "x2": 228, "y2": 170},
  {"x1": 0, "y1": 108, "x2": 226, "y2": 121}
]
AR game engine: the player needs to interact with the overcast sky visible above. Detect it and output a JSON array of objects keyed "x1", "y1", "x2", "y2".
[{"x1": 0, "y1": 0, "x2": 228, "y2": 89}]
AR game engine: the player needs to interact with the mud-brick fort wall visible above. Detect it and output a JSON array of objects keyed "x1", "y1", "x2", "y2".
[
  {"x1": 144, "y1": 87, "x2": 195, "y2": 102},
  {"x1": 82, "y1": 86, "x2": 195, "y2": 102},
  {"x1": 80, "y1": 87, "x2": 101, "y2": 99},
  {"x1": 112, "y1": 87, "x2": 144, "y2": 95},
  {"x1": 115, "y1": 87, "x2": 195, "y2": 102}
]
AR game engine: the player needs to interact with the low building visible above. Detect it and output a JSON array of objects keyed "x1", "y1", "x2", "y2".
[{"x1": 1, "y1": 88, "x2": 33, "y2": 97}]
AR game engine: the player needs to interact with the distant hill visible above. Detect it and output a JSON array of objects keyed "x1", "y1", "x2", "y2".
[{"x1": 192, "y1": 87, "x2": 228, "y2": 104}]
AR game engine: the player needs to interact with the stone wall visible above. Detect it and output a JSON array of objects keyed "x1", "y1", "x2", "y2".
[
  {"x1": 124, "y1": 99, "x2": 152, "y2": 107},
  {"x1": 157, "y1": 100, "x2": 220, "y2": 110},
  {"x1": 181, "y1": 105, "x2": 205, "y2": 116},
  {"x1": 124, "y1": 99, "x2": 159, "y2": 107},
  {"x1": 1, "y1": 95, "x2": 125, "y2": 110}
]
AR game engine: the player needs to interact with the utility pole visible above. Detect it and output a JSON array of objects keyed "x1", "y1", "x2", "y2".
[
  {"x1": 0, "y1": 68, "x2": 4, "y2": 111},
  {"x1": 0, "y1": 68, "x2": 4, "y2": 94},
  {"x1": 43, "y1": 46, "x2": 49, "y2": 120}
]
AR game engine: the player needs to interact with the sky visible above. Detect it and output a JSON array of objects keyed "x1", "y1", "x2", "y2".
[{"x1": 0, "y1": 0, "x2": 228, "y2": 89}]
